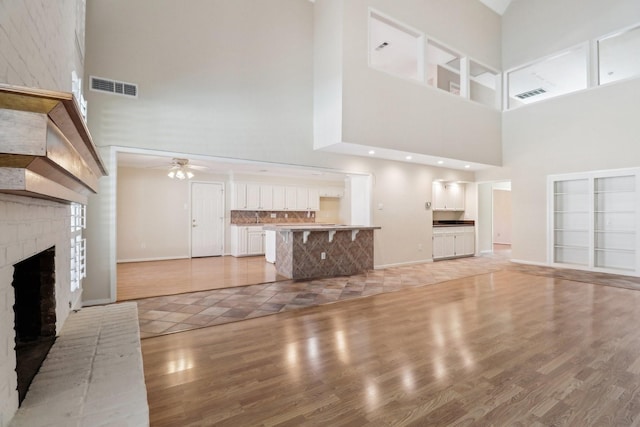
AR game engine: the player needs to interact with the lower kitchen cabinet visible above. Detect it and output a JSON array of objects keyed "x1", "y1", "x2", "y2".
[
  {"x1": 231, "y1": 225, "x2": 265, "y2": 257},
  {"x1": 433, "y1": 226, "x2": 475, "y2": 260}
]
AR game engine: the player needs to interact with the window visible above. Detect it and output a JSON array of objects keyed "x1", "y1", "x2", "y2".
[
  {"x1": 470, "y1": 61, "x2": 500, "y2": 109},
  {"x1": 369, "y1": 10, "x2": 423, "y2": 82},
  {"x1": 70, "y1": 203, "x2": 86, "y2": 292},
  {"x1": 507, "y1": 44, "x2": 588, "y2": 109},
  {"x1": 598, "y1": 24, "x2": 640, "y2": 85},
  {"x1": 426, "y1": 40, "x2": 461, "y2": 96}
]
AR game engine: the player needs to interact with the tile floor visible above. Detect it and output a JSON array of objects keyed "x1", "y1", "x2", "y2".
[{"x1": 135, "y1": 253, "x2": 510, "y2": 338}]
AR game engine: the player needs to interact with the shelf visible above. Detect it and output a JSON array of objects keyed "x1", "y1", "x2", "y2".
[
  {"x1": 594, "y1": 190, "x2": 635, "y2": 194},
  {"x1": 554, "y1": 211, "x2": 589, "y2": 214},
  {"x1": 594, "y1": 248, "x2": 635, "y2": 253},
  {"x1": 554, "y1": 229, "x2": 589, "y2": 232},
  {"x1": 554, "y1": 245, "x2": 589, "y2": 250},
  {"x1": 595, "y1": 229, "x2": 636, "y2": 233}
]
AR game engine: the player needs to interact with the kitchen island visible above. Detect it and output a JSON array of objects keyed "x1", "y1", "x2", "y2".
[{"x1": 262, "y1": 224, "x2": 381, "y2": 280}]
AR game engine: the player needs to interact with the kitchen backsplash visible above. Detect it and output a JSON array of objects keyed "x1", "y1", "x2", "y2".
[{"x1": 231, "y1": 210, "x2": 316, "y2": 224}]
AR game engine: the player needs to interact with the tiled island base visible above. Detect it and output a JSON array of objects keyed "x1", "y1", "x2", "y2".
[{"x1": 267, "y1": 225, "x2": 380, "y2": 280}]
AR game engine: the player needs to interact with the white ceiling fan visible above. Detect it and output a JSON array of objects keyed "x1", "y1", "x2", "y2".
[{"x1": 158, "y1": 158, "x2": 208, "y2": 179}]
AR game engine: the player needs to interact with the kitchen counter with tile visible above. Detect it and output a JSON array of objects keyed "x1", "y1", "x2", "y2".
[{"x1": 263, "y1": 224, "x2": 381, "y2": 280}]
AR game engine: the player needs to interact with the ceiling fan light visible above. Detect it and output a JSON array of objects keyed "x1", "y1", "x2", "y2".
[
  {"x1": 187, "y1": 171, "x2": 194, "y2": 179},
  {"x1": 176, "y1": 169, "x2": 186, "y2": 180},
  {"x1": 168, "y1": 170, "x2": 175, "y2": 178}
]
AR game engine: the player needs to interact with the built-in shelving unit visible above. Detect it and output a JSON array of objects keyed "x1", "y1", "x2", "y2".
[
  {"x1": 553, "y1": 178, "x2": 590, "y2": 266},
  {"x1": 594, "y1": 175, "x2": 636, "y2": 271},
  {"x1": 549, "y1": 169, "x2": 640, "y2": 275}
]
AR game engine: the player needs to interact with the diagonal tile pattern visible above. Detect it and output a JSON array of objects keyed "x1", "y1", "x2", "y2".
[{"x1": 135, "y1": 253, "x2": 510, "y2": 338}]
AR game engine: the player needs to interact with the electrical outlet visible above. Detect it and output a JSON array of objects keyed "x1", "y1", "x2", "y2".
[
  {"x1": 270, "y1": 213, "x2": 276, "y2": 218},
  {"x1": 284, "y1": 213, "x2": 288, "y2": 218},
  {"x1": 321, "y1": 252, "x2": 326, "y2": 260}
]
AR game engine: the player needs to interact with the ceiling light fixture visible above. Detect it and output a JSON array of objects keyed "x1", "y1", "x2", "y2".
[
  {"x1": 437, "y1": 160, "x2": 444, "y2": 165},
  {"x1": 368, "y1": 150, "x2": 376, "y2": 155},
  {"x1": 406, "y1": 156, "x2": 413, "y2": 160},
  {"x1": 464, "y1": 164, "x2": 471, "y2": 169},
  {"x1": 167, "y1": 158, "x2": 195, "y2": 180}
]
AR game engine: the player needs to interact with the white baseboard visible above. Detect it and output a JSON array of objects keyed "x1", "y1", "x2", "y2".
[
  {"x1": 509, "y1": 259, "x2": 549, "y2": 267},
  {"x1": 117, "y1": 255, "x2": 190, "y2": 263},
  {"x1": 82, "y1": 298, "x2": 114, "y2": 307},
  {"x1": 375, "y1": 259, "x2": 433, "y2": 269}
]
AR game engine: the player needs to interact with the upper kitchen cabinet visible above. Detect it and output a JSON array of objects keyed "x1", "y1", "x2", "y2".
[
  {"x1": 433, "y1": 182, "x2": 465, "y2": 211},
  {"x1": 232, "y1": 182, "x2": 324, "y2": 211},
  {"x1": 296, "y1": 187, "x2": 320, "y2": 211}
]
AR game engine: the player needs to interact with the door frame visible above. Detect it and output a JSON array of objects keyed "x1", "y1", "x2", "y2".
[{"x1": 189, "y1": 181, "x2": 225, "y2": 258}]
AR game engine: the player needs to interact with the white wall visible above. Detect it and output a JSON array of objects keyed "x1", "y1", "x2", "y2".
[
  {"x1": 0, "y1": 0, "x2": 84, "y2": 91},
  {"x1": 503, "y1": 0, "x2": 640, "y2": 70},
  {"x1": 496, "y1": 0, "x2": 640, "y2": 265},
  {"x1": 315, "y1": 0, "x2": 503, "y2": 165}
]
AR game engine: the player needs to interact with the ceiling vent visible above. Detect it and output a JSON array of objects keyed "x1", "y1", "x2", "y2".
[
  {"x1": 90, "y1": 76, "x2": 138, "y2": 98},
  {"x1": 515, "y1": 88, "x2": 546, "y2": 99}
]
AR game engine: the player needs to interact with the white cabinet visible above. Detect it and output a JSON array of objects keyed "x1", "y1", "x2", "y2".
[
  {"x1": 319, "y1": 186, "x2": 344, "y2": 198},
  {"x1": 296, "y1": 187, "x2": 320, "y2": 210},
  {"x1": 433, "y1": 182, "x2": 465, "y2": 211},
  {"x1": 231, "y1": 226, "x2": 265, "y2": 257},
  {"x1": 433, "y1": 226, "x2": 475, "y2": 260},
  {"x1": 233, "y1": 182, "x2": 333, "y2": 211},
  {"x1": 233, "y1": 183, "x2": 248, "y2": 209},
  {"x1": 285, "y1": 186, "x2": 298, "y2": 210},
  {"x1": 246, "y1": 184, "x2": 261, "y2": 209},
  {"x1": 272, "y1": 186, "x2": 286, "y2": 210},
  {"x1": 247, "y1": 228, "x2": 265, "y2": 254}
]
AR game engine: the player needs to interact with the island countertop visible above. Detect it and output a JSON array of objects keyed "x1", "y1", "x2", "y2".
[{"x1": 262, "y1": 224, "x2": 381, "y2": 232}]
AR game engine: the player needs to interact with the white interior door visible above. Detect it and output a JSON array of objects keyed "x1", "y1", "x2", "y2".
[{"x1": 191, "y1": 182, "x2": 224, "y2": 257}]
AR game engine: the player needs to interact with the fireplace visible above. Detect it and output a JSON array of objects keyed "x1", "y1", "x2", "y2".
[
  {"x1": 12, "y1": 247, "x2": 57, "y2": 405},
  {"x1": 0, "y1": 85, "x2": 107, "y2": 423}
]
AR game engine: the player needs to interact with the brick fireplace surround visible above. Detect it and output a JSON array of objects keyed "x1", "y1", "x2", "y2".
[{"x1": 0, "y1": 193, "x2": 74, "y2": 422}]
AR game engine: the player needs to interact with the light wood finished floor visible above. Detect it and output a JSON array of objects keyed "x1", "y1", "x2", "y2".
[
  {"x1": 142, "y1": 270, "x2": 640, "y2": 426},
  {"x1": 117, "y1": 256, "x2": 284, "y2": 301}
]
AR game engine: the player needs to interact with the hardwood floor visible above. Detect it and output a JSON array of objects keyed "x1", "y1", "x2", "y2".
[
  {"x1": 117, "y1": 256, "x2": 284, "y2": 301},
  {"x1": 142, "y1": 270, "x2": 640, "y2": 426}
]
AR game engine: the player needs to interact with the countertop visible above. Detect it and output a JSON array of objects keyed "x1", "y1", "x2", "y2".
[
  {"x1": 433, "y1": 220, "x2": 475, "y2": 227},
  {"x1": 262, "y1": 224, "x2": 381, "y2": 232}
]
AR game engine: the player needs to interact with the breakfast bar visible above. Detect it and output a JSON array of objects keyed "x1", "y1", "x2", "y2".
[{"x1": 262, "y1": 224, "x2": 381, "y2": 280}]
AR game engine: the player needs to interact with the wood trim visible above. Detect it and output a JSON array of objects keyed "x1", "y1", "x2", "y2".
[{"x1": 0, "y1": 84, "x2": 107, "y2": 204}]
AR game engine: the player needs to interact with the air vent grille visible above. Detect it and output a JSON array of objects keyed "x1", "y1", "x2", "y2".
[
  {"x1": 515, "y1": 88, "x2": 546, "y2": 99},
  {"x1": 90, "y1": 76, "x2": 138, "y2": 98}
]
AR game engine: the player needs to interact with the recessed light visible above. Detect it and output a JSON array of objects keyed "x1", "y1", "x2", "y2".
[
  {"x1": 437, "y1": 160, "x2": 444, "y2": 165},
  {"x1": 368, "y1": 150, "x2": 375, "y2": 155},
  {"x1": 464, "y1": 165, "x2": 470, "y2": 169},
  {"x1": 405, "y1": 156, "x2": 412, "y2": 160}
]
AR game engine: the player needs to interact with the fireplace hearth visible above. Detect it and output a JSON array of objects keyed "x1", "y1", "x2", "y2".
[{"x1": 12, "y1": 247, "x2": 57, "y2": 405}]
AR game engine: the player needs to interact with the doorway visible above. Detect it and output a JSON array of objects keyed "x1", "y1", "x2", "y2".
[
  {"x1": 477, "y1": 181, "x2": 512, "y2": 254},
  {"x1": 191, "y1": 182, "x2": 224, "y2": 257}
]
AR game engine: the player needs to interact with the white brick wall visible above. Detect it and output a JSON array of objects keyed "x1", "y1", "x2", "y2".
[
  {"x1": 0, "y1": 194, "x2": 76, "y2": 427},
  {"x1": 0, "y1": 0, "x2": 84, "y2": 92}
]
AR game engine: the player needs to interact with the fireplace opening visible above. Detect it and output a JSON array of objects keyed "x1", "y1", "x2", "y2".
[{"x1": 12, "y1": 246, "x2": 57, "y2": 406}]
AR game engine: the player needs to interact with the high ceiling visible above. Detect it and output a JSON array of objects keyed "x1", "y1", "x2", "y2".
[{"x1": 478, "y1": 0, "x2": 513, "y2": 15}]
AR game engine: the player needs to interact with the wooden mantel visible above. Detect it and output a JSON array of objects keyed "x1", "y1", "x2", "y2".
[{"x1": 0, "y1": 84, "x2": 108, "y2": 204}]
